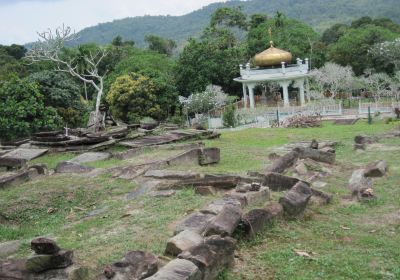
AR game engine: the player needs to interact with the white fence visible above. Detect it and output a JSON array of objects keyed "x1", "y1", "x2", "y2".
[
  {"x1": 208, "y1": 101, "x2": 343, "y2": 129},
  {"x1": 358, "y1": 101, "x2": 399, "y2": 114}
]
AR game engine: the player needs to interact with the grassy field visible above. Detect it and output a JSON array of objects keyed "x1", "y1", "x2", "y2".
[{"x1": 1, "y1": 119, "x2": 399, "y2": 279}]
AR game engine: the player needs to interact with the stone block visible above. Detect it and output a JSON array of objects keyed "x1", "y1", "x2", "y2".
[
  {"x1": 26, "y1": 250, "x2": 73, "y2": 273},
  {"x1": 165, "y1": 230, "x2": 203, "y2": 257},
  {"x1": 98, "y1": 251, "x2": 158, "y2": 280},
  {"x1": 242, "y1": 203, "x2": 283, "y2": 238},
  {"x1": 175, "y1": 212, "x2": 216, "y2": 235},
  {"x1": 195, "y1": 186, "x2": 217, "y2": 196},
  {"x1": 178, "y1": 235, "x2": 236, "y2": 280},
  {"x1": 364, "y1": 160, "x2": 387, "y2": 177},
  {"x1": 31, "y1": 238, "x2": 60, "y2": 255},
  {"x1": 201, "y1": 197, "x2": 242, "y2": 215},
  {"x1": 204, "y1": 205, "x2": 242, "y2": 237},
  {"x1": 262, "y1": 172, "x2": 300, "y2": 191},
  {"x1": 226, "y1": 187, "x2": 270, "y2": 207},
  {"x1": 293, "y1": 147, "x2": 336, "y2": 164},
  {"x1": 55, "y1": 161, "x2": 94, "y2": 174},
  {"x1": 199, "y1": 148, "x2": 220, "y2": 165},
  {"x1": 145, "y1": 259, "x2": 202, "y2": 280},
  {"x1": 70, "y1": 152, "x2": 111, "y2": 164},
  {"x1": 279, "y1": 182, "x2": 312, "y2": 217}
]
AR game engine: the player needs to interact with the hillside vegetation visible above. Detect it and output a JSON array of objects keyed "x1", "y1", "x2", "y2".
[{"x1": 71, "y1": 0, "x2": 400, "y2": 47}]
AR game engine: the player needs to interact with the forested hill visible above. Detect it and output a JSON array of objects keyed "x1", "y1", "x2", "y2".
[{"x1": 71, "y1": 0, "x2": 400, "y2": 47}]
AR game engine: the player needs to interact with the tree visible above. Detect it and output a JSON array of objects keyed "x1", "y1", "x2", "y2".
[
  {"x1": 328, "y1": 25, "x2": 398, "y2": 75},
  {"x1": 369, "y1": 38, "x2": 400, "y2": 73},
  {"x1": 28, "y1": 70, "x2": 87, "y2": 127},
  {"x1": 175, "y1": 7, "x2": 247, "y2": 96},
  {"x1": 310, "y1": 62, "x2": 355, "y2": 99},
  {"x1": 26, "y1": 25, "x2": 108, "y2": 131},
  {"x1": 0, "y1": 76, "x2": 61, "y2": 141},
  {"x1": 361, "y1": 72, "x2": 392, "y2": 101},
  {"x1": 106, "y1": 73, "x2": 162, "y2": 123},
  {"x1": 247, "y1": 14, "x2": 320, "y2": 64},
  {"x1": 179, "y1": 85, "x2": 229, "y2": 115},
  {"x1": 105, "y1": 47, "x2": 178, "y2": 119},
  {"x1": 145, "y1": 35, "x2": 176, "y2": 56},
  {"x1": 210, "y1": 6, "x2": 248, "y2": 30},
  {"x1": 321, "y1": 23, "x2": 348, "y2": 45}
]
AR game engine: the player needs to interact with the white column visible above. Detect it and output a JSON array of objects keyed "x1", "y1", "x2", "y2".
[
  {"x1": 242, "y1": 84, "x2": 248, "y2": 109},
  {"x1": 294, "y1": 79, "x2": 305, "y2": 106},
  {"x1": 279, "y1": 81, "x2": 290, "y2": 108},
  {"x1": 248, "y1": 84, "x2": 255, "y2": 109},
  {"x1": 299, "y1": 81, "x2": 305, "y2": 106}
]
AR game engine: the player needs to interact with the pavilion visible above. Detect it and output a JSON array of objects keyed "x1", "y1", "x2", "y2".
[{"x1": 234, "y1": 35, "x2": 310, "y2": 109}]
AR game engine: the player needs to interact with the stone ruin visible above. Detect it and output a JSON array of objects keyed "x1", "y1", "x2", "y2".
[
  {"x1": 1, "y1": 123, "x2": 395, "y2": 279},
  {"x1": 0, "y1": 238, "x2": 87, "y2": 280},
  {"x1": 89, "y1": 139, "x2": 338, "y2": 280}
]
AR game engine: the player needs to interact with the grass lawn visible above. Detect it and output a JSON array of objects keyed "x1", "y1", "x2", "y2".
[{"x1": 1, "y1": 119, "x2": 399, "y2": 279}]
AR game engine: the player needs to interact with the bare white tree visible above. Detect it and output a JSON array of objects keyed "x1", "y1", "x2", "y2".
[
  {"x1": 310, "y1": 62, "x2": 355, "y2": 99},
  {"x1": 361, "y1": 72, "x2": 392, "y2": 101},
  {"x1": 26, "y1": 25, "x2": 108, "y2": 131}
]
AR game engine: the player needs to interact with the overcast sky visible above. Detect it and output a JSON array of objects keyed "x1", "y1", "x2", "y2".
[{"x1": 0, "y1": 0, "x2": 226, "y2": 45}]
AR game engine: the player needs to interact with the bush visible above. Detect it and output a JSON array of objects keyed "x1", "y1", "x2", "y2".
[
  {"x1": 106, "y1": 73, "x2": 163, "y2": 123},
  {"x1": 0, "y1": 76, "x2": 62, "y2": 141},
  {"x1": 223, "y1": 104, "x2": 236, "y2": 128}
]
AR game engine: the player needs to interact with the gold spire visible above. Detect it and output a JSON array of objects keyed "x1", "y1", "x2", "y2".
[{"x1": 268, "y1": 27, "x2": 274, "y2": 47}]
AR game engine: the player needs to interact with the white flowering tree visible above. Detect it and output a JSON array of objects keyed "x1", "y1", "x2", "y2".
[
  {"x1": 370, "y1": 38, "x2": 400, "y2": 72},
  {"x1": 179, "y1": 85, "x2": 228, "y2": 115},
  {"x1": 310, "y1": 62, "x2": 355, "y2": 99}
]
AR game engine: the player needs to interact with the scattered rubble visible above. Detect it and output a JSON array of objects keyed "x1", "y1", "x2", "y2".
[{"x1": 281, "y1": 115, "x2": 322, "y2": 128}]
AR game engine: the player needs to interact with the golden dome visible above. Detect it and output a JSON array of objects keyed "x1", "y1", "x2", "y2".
[{"x1": 254, "y1": 41, "x2": 293, "y2": 67}]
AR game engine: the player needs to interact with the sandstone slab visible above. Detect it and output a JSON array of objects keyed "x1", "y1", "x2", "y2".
[
  {"x1": 98, "y1": 251, "x2": 158, "y2": 280},
  {"x1": 26, "y1": 250, "x2": 73, "y2": 273},
  {"x1": 174, "y1": 212, "x2": 216, "y2": 235},
  {"x1": 145, "y1": 259, "x2": 201, "y2": 280},
  {"x1": 165, "y1": 230, "x2": 203, "y2": 257},
  {"x1": 204, "y1": 205, "x2": 242, "y2": 237},
  {"x1": 226, "y1": 187, "x2": 270, "y2": 207},
  {"x1": 199, "y1": 148, "x2": 220, "y2": 165},
  {"x1": 242, "y1": 203, "x2": 283, "y2": 238},
  {"x1": 201, "y1": 197, "x2": 242, "y2": 215},
  {"x1": 178, "y1": 235, "x2": 236, "y2": 280},
  {"x1": 70, "y1": 152, "x2": 110, "y2": 164},
  {"x1": 55, "y1": 161, "x2": 94, "y2": 174},
  {"x1": 31, "y1": 238, "x2": 60, "y2": 255},
  {"x1": 279, "y1": 182, "x2": 312, "y2": 217},
  {"x1": 364, "y1": 160, "x2": 388, "y2": 178},
  {"x1": 1, "y1": 148, "x2": 48, "y2": 161}
]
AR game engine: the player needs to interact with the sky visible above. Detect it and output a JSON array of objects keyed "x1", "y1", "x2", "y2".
[{"x1": 0, "y1": 0, "x2": 226, "y2": 45}]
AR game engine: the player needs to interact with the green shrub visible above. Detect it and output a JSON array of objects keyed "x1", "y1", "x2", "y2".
[
  {"x1": 106, "y1": 73, "x2": 163, "y2": 123},
  {"x1": 0, "y1": 76, "x2": 62, "y2": 141},
  {"x1": 223, "y1": 104, "x2": 236, "y2": 128}
]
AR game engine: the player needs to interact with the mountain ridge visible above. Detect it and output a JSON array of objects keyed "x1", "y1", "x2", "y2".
[{"x1": 67, "y1": 0, "x2": 400, "y2": 47}]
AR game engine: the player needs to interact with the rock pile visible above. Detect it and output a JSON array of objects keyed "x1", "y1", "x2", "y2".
[
  {"x1": 0, "y1": 237, "x2": 87, "y2": 280},
  {"x1": 281, "y1": 115, "x2": 322, "y2": 128}
]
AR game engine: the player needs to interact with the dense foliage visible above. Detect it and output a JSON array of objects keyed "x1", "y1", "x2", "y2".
[
  {"x1": 0, "y1": 76, "x2": 61, "y2": 141},
  {"x1": 28, "y1": 71, "x2": 88, "y2": 127},
  {"x1": 1, "y1": 4, "x2": 400, "y2": 137},
  {"x1": 106, "y1": 73, "x2": 162, "y2": 123}
]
